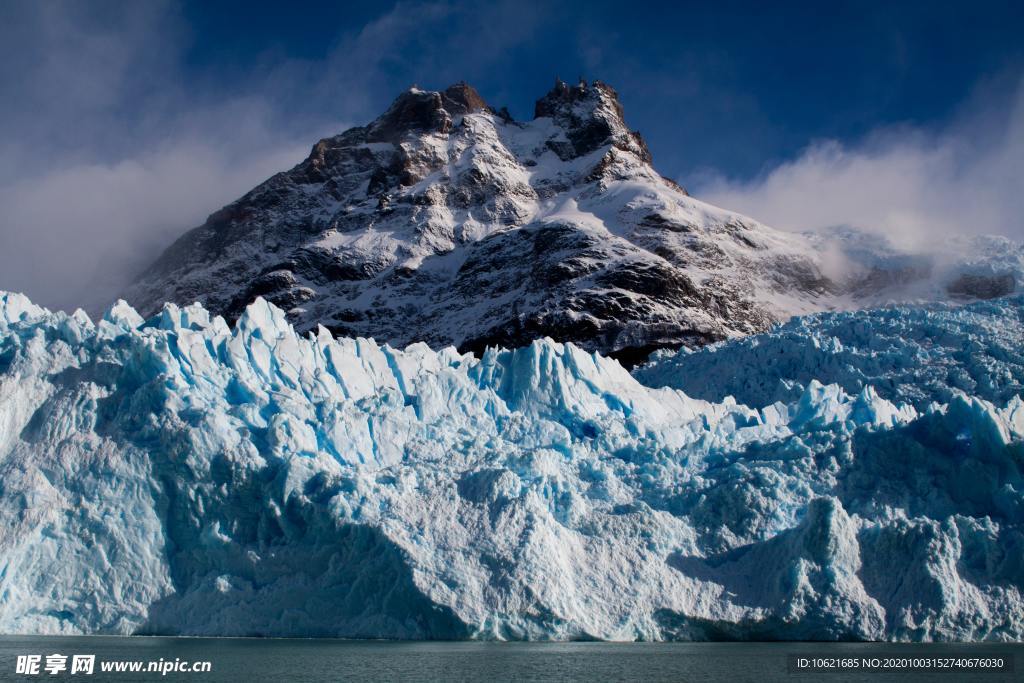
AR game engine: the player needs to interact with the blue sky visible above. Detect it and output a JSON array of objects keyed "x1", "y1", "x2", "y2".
[
  {"x1": 179, "y1": 0, "x2": 1024, "y2": 179},
  {"x1": 0, "y1": 0, "x2": 1022, "y2": 310}
]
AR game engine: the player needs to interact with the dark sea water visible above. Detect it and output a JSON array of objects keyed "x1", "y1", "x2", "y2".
[{"x1": 0, "y1": 637, "x2": 1019, "y2": 683}]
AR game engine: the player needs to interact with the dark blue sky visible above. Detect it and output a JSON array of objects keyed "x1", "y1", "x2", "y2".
[{"x1": 177, "y1": 0, "x2": 1023, "y2": 180}]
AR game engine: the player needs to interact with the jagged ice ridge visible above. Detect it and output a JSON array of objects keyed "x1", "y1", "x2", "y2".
[{"x1": 0, "y1": 291, "x2": 1021, "y2": 640}]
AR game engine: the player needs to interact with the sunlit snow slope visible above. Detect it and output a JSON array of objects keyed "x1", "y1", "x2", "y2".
[{"x1": 0, "y1": 291, "x2": 1021, "y2": 640}]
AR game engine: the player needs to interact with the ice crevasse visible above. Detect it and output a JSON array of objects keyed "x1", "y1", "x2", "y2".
[{"x1": 0, "y1": 290, "x2": 1021, "y2": 641}]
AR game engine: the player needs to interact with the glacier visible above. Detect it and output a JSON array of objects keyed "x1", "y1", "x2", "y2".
[
  {"x1": 0, "y1": 290, "x2": 1021, "y2": 641},
  {"x1": 634, "y1": 296, "x2": 1024, "y2": 410}
]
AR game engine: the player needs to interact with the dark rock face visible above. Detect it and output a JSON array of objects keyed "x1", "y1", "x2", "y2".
[
  {"x1": 947, "y1": 273, "x2": 1016, "y2": 300},
  {"x1": 125, "y1": 79, "x2": 835, "y2": 360},
  {"x1": 441, "y1": 82, "x2": 491, "y2": 115},
  {"x1": 366, "y1": 82, "x2": 491, "y2": 142}
]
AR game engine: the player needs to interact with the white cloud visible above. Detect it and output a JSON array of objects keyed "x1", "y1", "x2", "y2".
[
  {"x1": 694, "y1": 76, "x2": 1024, "y2": 248},
  {"x1": 0, "y1": 2, "x2": 315, "y2": 312},
  {"x1": 0, "y1": 141, "x2": 308, "y2": 313}
]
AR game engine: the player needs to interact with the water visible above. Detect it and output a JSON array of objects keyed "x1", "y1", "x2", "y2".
[{"x1": 0, "y1": 637, "x2": 1019, "y2": 682}]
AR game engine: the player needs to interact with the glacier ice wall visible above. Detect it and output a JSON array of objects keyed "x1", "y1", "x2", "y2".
[{"x1": 0, "y1": 291, "x2": 1021, "y2": 641}]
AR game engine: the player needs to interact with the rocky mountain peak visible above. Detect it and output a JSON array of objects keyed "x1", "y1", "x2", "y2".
[
  {"x1": 366, "y1": 81, "x2": 491, "y2": 142},
  {"x1": 534, "y1": 78, "x2": 651, "y2": 163},
  {"x1": 533, "y1": 78, "x2": 617, "y2": 119},
  {"x1": 441, "y1": 81, "x2": 490, "y2": 115}
]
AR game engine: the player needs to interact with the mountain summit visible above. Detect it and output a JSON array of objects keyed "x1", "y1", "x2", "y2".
[{"x1": 126, "y1": 80, "x2": 960, "y2": 361}]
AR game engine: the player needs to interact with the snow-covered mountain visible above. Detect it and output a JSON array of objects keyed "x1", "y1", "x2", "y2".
[
  {"x1": 123, "y1": 80, "x2": 1024, "y2": 364},
  {"x1": 125, "y1": 80, "x2": 841, "y2": 364},
  {"x1": 0, "y1": 291, "x2": 1021, "y2": 640}
]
